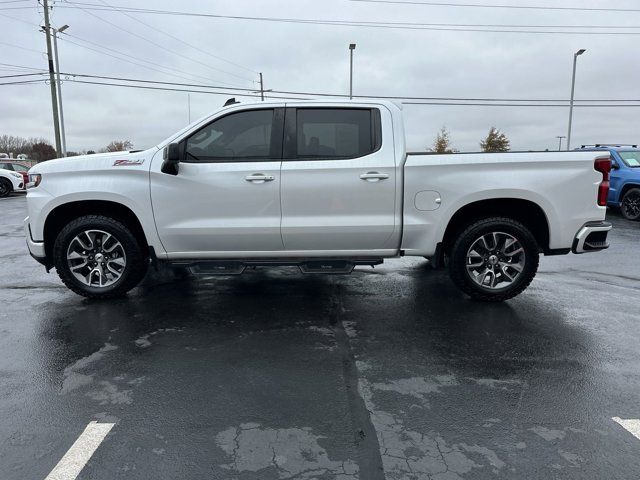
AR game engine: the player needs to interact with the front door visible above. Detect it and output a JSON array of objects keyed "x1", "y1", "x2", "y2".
[
  {"x1": 280, "y1": 107, "x2": 398, "y2": 253},
  {"x1": 151, "y1": 108, "x2": 285, "y2": 256}
]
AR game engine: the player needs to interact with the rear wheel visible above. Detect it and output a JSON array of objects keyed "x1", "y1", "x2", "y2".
[
  {"x1": 0, "y1": 178, "x2": 12, "y2": 198},
  {"x1": 448, "y1": 217, "x2": 539, "y2": 302},
  {"x1": 53, "y1": 215, "x2": 148, "y2": 299},
  {"x1": 621, "y1": 188, "x2": 640, "y2": 221}
]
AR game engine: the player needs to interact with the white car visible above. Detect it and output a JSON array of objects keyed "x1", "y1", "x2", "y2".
[
  {"x1": 0, "y1": 168, "x2": 24, "y2": 197},
  {"x1": 25, "y1": 100, "x2": 612, "y2": 301}
]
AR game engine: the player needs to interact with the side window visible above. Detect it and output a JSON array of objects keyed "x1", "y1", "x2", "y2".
[
  {"x1": 295, "y1": 108, "x2": 379, "y2": 159},
  {"x1": 185, "y1": 109, "x2": 274, "y2": 162},
  {"x1": 0, "y1": 163, "x2": 11, "y2": 170}
]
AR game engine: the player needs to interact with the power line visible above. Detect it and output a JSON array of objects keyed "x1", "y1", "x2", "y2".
[
  {"x1": 0, "y1": 62, "x2": 45, "y2": 71},
  {"x1": 7, "y1": 77, "x2": 640, "y2": 108},
  {"x1": 50, "y1": 3, "x2": 640, "y2": 35},
  {"x1": 0, "y1": 79, "x2": 46, "y2": 85},
  {"x1": 35, "y1": 71, "x2": 640, "y2": 104},
  {"x1": 90, "y1": 0, "x2": 257, "y2": 74},
  {"x1": 62, "y1": 78, "x2": 311, "y2": 101},
  {"x1": 349, "y1": 0, "x2": 640, "y2": 13},
  {"x1": 0, "y1": 11, "x2": 39, "y2": 25},
  {"x1": 59, "y1": 33, "x2": 247, "y2": 87},
  {"x1": 0, "y1": 72, "x2": 46, "y2": 78},
  {"x1": 4, "y1": 76, "x2": 640, "y2": 108},
  {"x1": 0, "y1": 40, "x2": 43, "y2": 53},
  {"x1": 63, "y1": 0, "x2": 255, "y2": 84}
]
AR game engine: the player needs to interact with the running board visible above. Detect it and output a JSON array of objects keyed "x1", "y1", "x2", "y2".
[{"x1": 170, "y1": 258, "x2": 384, "y2": 276}]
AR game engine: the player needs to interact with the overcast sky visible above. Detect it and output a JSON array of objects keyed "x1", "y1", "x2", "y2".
[{"x1": 1, "y1": 0, "x2": 639, "y2": 153}]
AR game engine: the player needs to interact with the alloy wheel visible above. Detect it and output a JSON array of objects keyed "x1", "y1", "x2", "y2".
[
  {"x1": 465, "y1": 231, "x2": 526, "y2": 290},
  {"x1": 66, "y1": 229, "x2": 127, "y2": 288}
]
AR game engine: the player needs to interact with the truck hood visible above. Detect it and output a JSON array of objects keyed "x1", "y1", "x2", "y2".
[{"x1": 30, "y1": 149, "x2": 157, "y2": 174}]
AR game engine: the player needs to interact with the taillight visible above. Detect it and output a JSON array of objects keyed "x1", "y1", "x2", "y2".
[{"x1": 594, "y1": 156, "x2": 611, "y2": 207}]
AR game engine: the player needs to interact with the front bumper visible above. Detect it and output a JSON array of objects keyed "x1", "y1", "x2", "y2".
[
  {"x1": 24, "y1": 216, "x2": 47, "y2": 265},
  {"x1": 572, "y1": 221, "x2": 612, "y2": 254}
]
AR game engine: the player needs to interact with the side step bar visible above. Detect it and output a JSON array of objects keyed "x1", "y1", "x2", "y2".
[{"x1": 171, "y1": 258, "x2": 384, "y2": 276}]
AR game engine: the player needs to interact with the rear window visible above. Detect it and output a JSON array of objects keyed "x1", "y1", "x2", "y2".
[
  {"x1": 295, "y1": 108, "x2": 380, "y2": 159},
  {"x1": 619, "y1": 151, "x2": 640, "y2": 168}
]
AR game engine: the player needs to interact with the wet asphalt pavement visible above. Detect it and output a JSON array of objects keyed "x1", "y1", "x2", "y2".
[{"x1": 1, "y1": 193, "x2": 640, "y2": 480}]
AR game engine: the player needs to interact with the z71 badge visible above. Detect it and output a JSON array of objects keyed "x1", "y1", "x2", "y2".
[{"x1": 113, "y1": 158, "x2": 145, "y2": 166}]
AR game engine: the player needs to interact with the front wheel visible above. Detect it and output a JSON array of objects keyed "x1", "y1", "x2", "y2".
[
  {"x1": 621, "y1": 188, "x2": 640, "y2": 221},
  {"x1": 448, "y1": 217, "x2": 539, "y2": 302},
  {"x1": 0, "y1": 178, "x2": 12, "y2": 198},
  {"x1": 53, "y1": 215, "x2": 148, "y2": 299}
]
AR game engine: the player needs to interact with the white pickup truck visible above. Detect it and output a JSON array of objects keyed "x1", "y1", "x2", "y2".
[{"x1": 25, "y1": 100, "x2": 612, "y2": 301}]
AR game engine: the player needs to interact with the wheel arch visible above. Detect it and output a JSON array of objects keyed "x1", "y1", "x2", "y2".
[
  {"x1": 441, "y1": 198, "x2": 551, "y2": 257},
  {"x1": 620, "y1": 182, "x2": 640, "y2": 201},
  {"x1": 43, "y1": 200, "x2": 149, "y2": 265}
]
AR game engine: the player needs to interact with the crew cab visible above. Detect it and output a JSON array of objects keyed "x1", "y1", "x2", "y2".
[
  {"x1": 576, "y1": 144, "x2": 640, "y2": 221},
  {"x1": 25, "y1": 100, "x2": 612, "y2": 301}
]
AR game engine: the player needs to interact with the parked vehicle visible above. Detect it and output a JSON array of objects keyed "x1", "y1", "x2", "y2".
[
  {"x1": 25, "y1": 100, "x2": 612, "y2": 301},
  {"x1": 0, "y1": 161, "x2": 30, "y2": 186},
  {"x1": 576, "y1": 145, "x2": 640, "y2": 221},
  {"x1": 0, "y1": 168, "x2": 24, "y2": 197}
]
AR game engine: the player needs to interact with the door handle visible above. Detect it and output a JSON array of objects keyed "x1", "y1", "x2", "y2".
[
  {"x1": 360, "y1": 172, "x2": 389, "y2": 182},
  {"x1": 245, "y1": 174, "x2": 275, "y2": 183}
]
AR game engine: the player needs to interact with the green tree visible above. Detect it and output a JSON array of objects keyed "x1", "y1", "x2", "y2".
[
  {"x1": 480, "y1": 127, "x2": 510, "y2": 152},
  {"x1": 430, "y1": 126, "x2": 456, "y2": 154}
]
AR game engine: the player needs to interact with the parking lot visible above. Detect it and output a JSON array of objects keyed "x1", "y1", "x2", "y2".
[{"x1": 1, "y1": 192, "x2": 639, "y2": 479}]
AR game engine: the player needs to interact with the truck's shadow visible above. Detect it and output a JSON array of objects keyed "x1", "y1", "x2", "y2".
[{"x1": 36, "y1": 261, "x2": 595, "y2": 387}]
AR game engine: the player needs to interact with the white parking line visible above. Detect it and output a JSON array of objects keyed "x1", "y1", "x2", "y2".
[
  {"x1": 44, "y1": 421, "x2": 115, "y2": 480},
  {"x1": 612, "y1": 417, "x2": 640, "y2": 441}
]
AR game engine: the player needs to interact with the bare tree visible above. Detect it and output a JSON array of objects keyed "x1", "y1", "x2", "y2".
[
  {"x1": 429, "y1": 126, "x2": 457, "y2": 154},
  {"x1": 105, "y1": 140, "x2": 134, "y2": 152},
  {"x1": 480, "y1": 127, "x2": 510, "y2": 153}
]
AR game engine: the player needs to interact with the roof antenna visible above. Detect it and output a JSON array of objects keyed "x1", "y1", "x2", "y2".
[{"x1": 224, "y1": 98, "x2": 240, "y2": 107}]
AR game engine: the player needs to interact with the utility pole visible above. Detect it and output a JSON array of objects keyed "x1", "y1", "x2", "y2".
[
  {"x1": 188, "y1": 93, "x2": 191, "y2": 123},
  {"x1": 41, "y1": 0, "x2": 62, "y2": 158},
  {"x1": 556, "y1": 135, "x2": 566, "y2": 151},
  {"x1": 349, "y1": 44, "x2": 356, "y2": 100},
  {"x1": 52, "y1": 25, "x2": 69, "y2": 157},
  {"x1": 259, "y1": 72, "x2": 264, "y2": 101},
  {"x1": 567, "y1": 48, "x2": 586, "y2": 151}
]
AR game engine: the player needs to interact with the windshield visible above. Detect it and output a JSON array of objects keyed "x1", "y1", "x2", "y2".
[
  {"x1": 619, "y1": 151, "x2": 640, "y2": 168},
  {"x1": 12, "y1": 164, "x2": 28, "y2": 172}
]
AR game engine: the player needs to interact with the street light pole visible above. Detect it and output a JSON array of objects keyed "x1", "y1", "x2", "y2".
[
  {"x1": 556, "y1": 135, "x2": 566, "y2": 151},
  {"x1": 259, "y1": 72, "x2": 264, "y2": 101},
  {"x1": 52, "y1": 25, "x2": 69, "y2": 157},
  {"x1": 349, "y1": 43, "x2": 356, "y2": 100},
  {"x1": 567, "y1": 49, "x2": 586, "y2": 151},
  {"x1": 41, "y1": 0, "x2": 62, "y2": 158}
]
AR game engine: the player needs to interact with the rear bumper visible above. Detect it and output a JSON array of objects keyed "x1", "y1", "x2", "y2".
[
  {"x1": 572, "y1": 221, "x2": 612, "y2": 254},
  {"x1": 24, "y1": 216, "x2": 47, "y2": 265}
]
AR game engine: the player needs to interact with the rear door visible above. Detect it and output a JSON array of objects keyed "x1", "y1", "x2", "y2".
[{"x1": 280, "y1": 106, "x2": 398, "y2": 253}]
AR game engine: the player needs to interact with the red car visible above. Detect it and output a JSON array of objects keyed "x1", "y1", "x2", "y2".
[{"x1": 0, "y1": 161, "x2": 30, "y2": 186}]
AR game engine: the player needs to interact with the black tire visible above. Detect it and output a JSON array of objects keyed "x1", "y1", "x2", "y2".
[
  {"x1": 448, "y1": 217, "x2": 539, "y2": 302},
  {"x1": 53, "y1": 215, "x2": 148, "y2": 299},
  {"x1": 621, "y1": 188, "x2": 640, "y2": 221},
  {"x1": 0, "y1": 178, "x2": 12, "y2": 198}
]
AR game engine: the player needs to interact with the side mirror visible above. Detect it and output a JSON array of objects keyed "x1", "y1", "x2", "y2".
[
  {"x1": 611, "y1": 161, "x2": 620, "y2": 170},
  {"x1": 161, "y1": 143, "x2": 180, "y2": 175}
]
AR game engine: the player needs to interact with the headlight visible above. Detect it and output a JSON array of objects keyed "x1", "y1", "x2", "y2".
[
  {"x1": 10, "y1": 171, "x2": 21, "y2": 179},
  {"x1": 27, "y1": 173, "x2": 42, "y2": 189}
]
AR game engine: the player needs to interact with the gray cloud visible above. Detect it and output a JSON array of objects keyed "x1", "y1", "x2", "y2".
[{"x1": 0, "y1": 0, "x2": 638, "y2": 152}]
